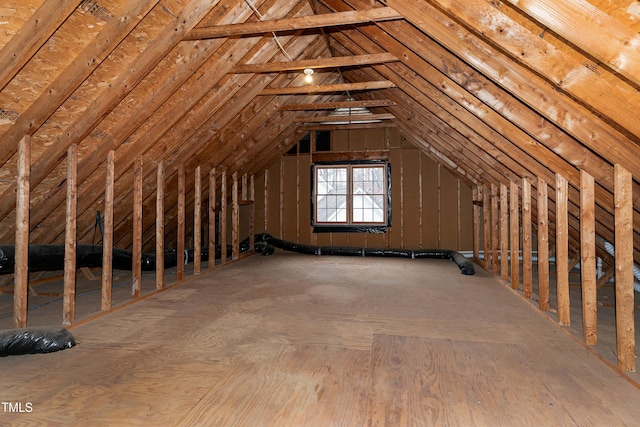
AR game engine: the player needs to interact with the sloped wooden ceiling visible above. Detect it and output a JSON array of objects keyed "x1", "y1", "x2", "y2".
[{"x1": 0, "y1": 0, "x2": 638, "y2": 266}]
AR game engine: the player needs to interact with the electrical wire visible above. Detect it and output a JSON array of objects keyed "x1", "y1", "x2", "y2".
[{"x1": 244, "y1": 0, "x2": 293, "y2": 61}]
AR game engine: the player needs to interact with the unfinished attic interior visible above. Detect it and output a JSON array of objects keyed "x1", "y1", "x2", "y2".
[{"x1": 2, "y1": 0, "x2": 640, "y2": 423}]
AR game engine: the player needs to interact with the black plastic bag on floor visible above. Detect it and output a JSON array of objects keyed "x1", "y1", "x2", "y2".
[{"x1": 0, "y1": 326, "x2": 76, "y2": 357}]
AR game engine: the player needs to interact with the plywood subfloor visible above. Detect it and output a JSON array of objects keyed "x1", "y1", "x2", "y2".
[{"x1": 2, "y1": 253, "x2": 640, "y2": 426}]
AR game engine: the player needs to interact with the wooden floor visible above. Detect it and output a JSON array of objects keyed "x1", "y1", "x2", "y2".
[{"x1": 3, "y1": 253, "x2": 640, "y2": 426}]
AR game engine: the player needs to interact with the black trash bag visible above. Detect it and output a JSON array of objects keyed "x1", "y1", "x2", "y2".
[{"x1": 0, "y1": 326, "x2": 76, "y2": 357}]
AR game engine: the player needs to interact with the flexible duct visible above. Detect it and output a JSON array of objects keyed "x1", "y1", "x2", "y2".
[
  {"x1": 0, "y1": 235, "x2": 474, "y2": 276},
  {"x1": 602, "y1": 240, "x2": 640, "y2": 293},
  {"x1": 255, "y1": 233, "x2": 475, "y2": 275},
  {"x1": 0, "y1": 245, "x2": 229, "y2": 275},
  {"x1": 0, "y1": 326, "x2": 76, "y2": 357}
]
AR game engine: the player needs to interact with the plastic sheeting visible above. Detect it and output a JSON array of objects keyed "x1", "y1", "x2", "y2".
[
  {"x1": 0, "y1": 326, "x2": 76, "y2": 357},
  {"x1": 255, "y1": 233, "x2": 475, "y2": 275}
]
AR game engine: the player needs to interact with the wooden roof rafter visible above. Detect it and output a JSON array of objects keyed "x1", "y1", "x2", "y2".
[
  {"x1": 232, "y1": 52, "x2": 398, "y2": 72},
  {"x1": 182, "y1": 6, "x2": 403, "y2": 40},
  {"x1": 322, "y1": 0, "x2": 625, "y2": 252},
  {"x1": 259, "y1": 80, "x2": 395, "y2": 94},
  {"x1": 281, "y1": 99, "x2": 396, "y2": 110},
  {"x1": 502, "y1": 0, "x2": 640, "y2": 87}
]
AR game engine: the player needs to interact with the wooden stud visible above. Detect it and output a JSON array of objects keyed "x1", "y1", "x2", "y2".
[
  {"x1": 209, "y1": 167, "x2": 216, "y2": 270},
  {"x1": 556, "y1": 173, "x2": 570, "y2": 326},
  {"x1": 194, "y1": 166, "x2": 202, "y2": 275},
  {"x1": 614, "y1": 165, "x2": 635, "y2": 372},
  {"x1": 482, "y1": 186, "x2": 491, "y2": 270},
  {"x1": 264, "y1": 169, "x2": 269, "y2": 232},
  {"x1": 63, "y1": 144, "x2": 77, "y2": 326},
  {"x1": 232, "y1": 171, "x2": 239, "y2": 260},
  {"x1": 500, "y1": 183, "x2": 509, "y2": 281},
  {"x1": 436, "y1": 164, "x2": 440, "y2": 248},
  {"x1": 132, "y1": 155, "x2": 143, "y2": 298},
  {"x1": 250, "y1": 174, "x2": 255, "y2": 254},
  {"x1": 156, "y1": 161, "x2": 165, "y2": 290},
  {"x1": 510, "y1": 180, "x2": 520, "y2": 290},
  {"x1": 537, "y1": 177, "x2": 550, "y2": 311},
  {"x1": 296, "y1": 151, "x2": 300, "y2": 243},
  {"x1": 101, "y1": 150, "x2": 115, "y2": 312},
  {"x1": 280, "y1": 158, "x2": 284, "y2": 239},
  {"x1": 221, "y1": 171, "x2": 227, "y2": 264},
  {"x1": 580, "y1": 170, "x2": 597, "y2": 346},
  {"x1": 14, "y1": 135, "x2": 30, "y2": 328},
  {"x1": 522, "y1": 178, "x2": 532, "y2": 299},
  {"x1": 472, "y1": 186, "x2": 480, "y2": 261},
  {"x1": 491, "y1": 184, "x2": 499, "y2": 275},
  {"x1": 241, "y1": 173, "x2": 248, "y2": 200},
  {"x1": 177, "y1": 165, "x2": 185, "y2": 281},
  {"x1": 310, "y1": 132, "x2": 317, "y2": 247},
  {"x1": 457, "y1": 180, "x2": 462, "y2": 250}
]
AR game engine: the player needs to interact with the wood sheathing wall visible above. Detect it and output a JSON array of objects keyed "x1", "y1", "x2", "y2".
[{"x1": 254, "y1": 128, "x2": 473, "y2": 251}]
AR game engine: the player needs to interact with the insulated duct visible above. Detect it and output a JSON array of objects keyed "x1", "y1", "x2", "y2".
[
  {"x1": 0, "y1": 234, "x2": 474, "y2": 276},
  {"x1": 254, "y1": 233, "x2": 475, "y2": 275}
]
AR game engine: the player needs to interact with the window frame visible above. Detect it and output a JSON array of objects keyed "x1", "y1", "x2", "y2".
[{"x1": 311, "y1": 160, "x2": 391, "y2": 233}]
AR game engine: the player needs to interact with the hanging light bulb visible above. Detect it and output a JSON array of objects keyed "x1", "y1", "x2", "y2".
[{"x1": 303, "y1": 68, "x2": 314, "y2": 83}]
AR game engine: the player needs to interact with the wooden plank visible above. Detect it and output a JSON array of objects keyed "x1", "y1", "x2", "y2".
[
  {"x1": 500, "y1": 183, "x2": 509, "y2": 281},
  {"x1": 221, "y1": 171, "x2": 227, "y2": 265},
  {"x1": 491, "y1": 184, "x2": 499, "y2": 275},
  {"x1": 177, "y1": 165, "x2": 185, "y2": 281},
  {"x1": 596, "y1": 267, "x2": 615, "y2": 290},
  {"x1": 264, "y1": 169, "x2": 269, "y2": 232},
  {"x1": 259, "y1": 81, "x2": 395, "y2": 95},
  {"x1": 504, "y1": 0, "x2": 640, "y2": 87},
  {"x1": 156, "y1": 161, "x2": 165, "y2": 290},
  {"x1": 280, "y1": 159, "x2": 284, "y2": 240},
  {"x1": 232, "y1": 172, "x2": 239, "y2": 261},
  {"x1": 0, "y1": 0, "x2": 80, "y2": 92},
  {"x1": 378, "y1": 0, "x2": 640, "y2": 237},
  {"x1": 101, "y1": 151, "x2": 115, "y2": 312},
  {"x1": 510, "y1": 180, "x2": 520, "y2": 290},
  {"x1": 250, "y1": 174, "x2": 255, "y2": 254},
  {"x1": 522, "y1": 178, "x2": 532, "y2": 299},
  {"x1": 482, "y1": 186, "x2": 491, "y2": 270},
  {"x1": 0, "y1": 0, "x2": 221, "y2": 225},
  {"x1": 13, "y1": 136, "x2": 30, "y2": 328},
  {"x1": 556, "y1": 174, "x2": 570, "y2": 326},
  {"x1": 294, "y1": 113, "x2": 395, "y2": 123},
  {"x1": 280, "y1": 100, "x2": 396, "y2": 111},
  {"x1": 388, "y1": 0, "x2": 640, "y2": 178},
  {"x1": 296, "y1": 153, "x2": 300, "y2": 243},
  {"x1": 194, "y1": 166, "x2": 202, "y2": 275},
  {"x1": 310, "y1": 150, "x2": 389, "y2": 163},
  {"x1": 241, "y1": 173, "x2": 248, "y2": 201},
  {"x1": 537, "y1": 178, "x2": 550, "y2": 311},
  {"x1": 184, "y1": 7, "x2": 403, "y2": 39},
  {"x1": 132, "y1": 156, "x2": 143, "y2": 298},
  {"x1": 209, "y1": 167, "x2": 217, "y2": 270},
  {"x1": 63, "y1": 144, "x2": 77, "y2": 327},
  {"x1": 472, "y1": 187, "x2": 480, "y2": 261},
  {"x1": 233, "y1": 53, "x2": 398, "y2": 73},
  {"x1": 6, "y1": 256, "x2": 640, "y2": 424},
  {"x1": 580, "y1": 170, "x2": 597, "y2": 346},
  {"x1": 614, "y1": 165, "x2": 635, "y2": 372},
  {"x1": 0, "y1": 0, "x2": 161, "y2": 213}
]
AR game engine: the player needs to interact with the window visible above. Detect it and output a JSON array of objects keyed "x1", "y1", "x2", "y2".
[{"x1": 312, "y1": 162, "x2": 391, "y2": 232}]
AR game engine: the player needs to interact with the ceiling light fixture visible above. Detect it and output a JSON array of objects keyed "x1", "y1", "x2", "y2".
[{"x1": 303, "y1": 68, "x2": 314, "y2": 83}]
